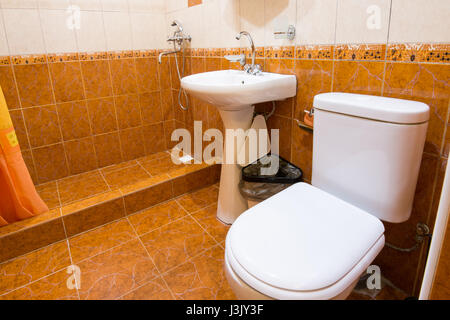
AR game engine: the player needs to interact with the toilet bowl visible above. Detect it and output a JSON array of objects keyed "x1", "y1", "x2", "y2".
[
  {"x1": 224, "y1": 93, "x2": 429, "y2": 300},
  {"x1": 224, "y1": 183, "x2": 385, "y2": 300}
]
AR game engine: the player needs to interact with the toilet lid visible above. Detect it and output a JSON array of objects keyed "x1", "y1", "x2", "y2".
[{"x1": 228, "y1": 183, "x2": 385, "y2": 292}]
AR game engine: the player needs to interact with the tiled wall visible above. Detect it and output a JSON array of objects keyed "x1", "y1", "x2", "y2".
[
  {"x1": 0, "y1": 1, "x2": 173, "y2": 185},
  {"x1": 0, "y1": 51, "x2": 182, "y2": 185},
  {"x1": 168, "y1": 0, "x2": 450, "y2": 297},
  {"x1": 0, "y1": 0, "x2": 449, "y2": 297}
]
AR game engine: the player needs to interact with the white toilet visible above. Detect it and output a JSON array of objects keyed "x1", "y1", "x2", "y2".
[{"x1": 224, "y1": 92, "x2": 430, "y2": 300}]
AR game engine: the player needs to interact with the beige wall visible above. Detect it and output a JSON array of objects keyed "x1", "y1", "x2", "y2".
[
  {"x1": 165, "y1": 0, "x2": 450, "y2": 48},
  {"x1": 0, "y1": 0, "x2": 167, "y2": 56},
  {"x1": 2, "y1": 0, "x2": 448, "y2": 57}
]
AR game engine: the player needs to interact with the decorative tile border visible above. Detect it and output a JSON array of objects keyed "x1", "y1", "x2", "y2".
[
  {"x1": 108, "y1": 50, "x2": 134, "y2": 60},
  {"x1": 11, "y1": 54, "x2": 47, "y2": 65},
  {"x1": 78, "y1": 51, "x2": 108, "y2": 61},
  {"x1": 4, "y1": 43, "x2": 449, "y2": 65},
  {"x1": 386, "y1": 43, "x2": 450, "y2": 63},
  {"x1": 0, "y1": 56, "x2": 10, "y2": 65},
  {"x1": 334, "y1": 44, "x2": 386, "y2": 61},
  {"x1": 47, "y1": 52, "x2": 79, "y2": 63},
  {"x1": 295, "y1": 45, "x2": 334, "y2": 60},
  {"x1": 133, "y1": 49, "x2": 159, "y2": 58}
]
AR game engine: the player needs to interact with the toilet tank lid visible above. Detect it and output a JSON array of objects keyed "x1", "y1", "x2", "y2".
[{"x1": 313, "y1": 93, "x2": 430, "y2": 124}]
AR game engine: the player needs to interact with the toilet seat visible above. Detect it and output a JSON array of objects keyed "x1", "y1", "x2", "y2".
[{"x1": 225, "y1": 183, "x2": 385, "y2": 300}]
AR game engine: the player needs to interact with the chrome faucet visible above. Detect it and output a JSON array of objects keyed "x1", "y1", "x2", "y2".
[
  {"x1": 158, "y1": 20, "x2": 191, "y2": 64},
  {"x1": 226, "y1": 31, "x2": 261, "y2": 75}
]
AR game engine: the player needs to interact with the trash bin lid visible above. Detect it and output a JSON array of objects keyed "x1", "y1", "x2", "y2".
[{"x1": 242, "y1": 154, "x2": 302, "y2": 184}]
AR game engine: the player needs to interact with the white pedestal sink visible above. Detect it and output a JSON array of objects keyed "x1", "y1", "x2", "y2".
[{"x1": 181, "y1": 70, "x2": 296, "y2": 224}]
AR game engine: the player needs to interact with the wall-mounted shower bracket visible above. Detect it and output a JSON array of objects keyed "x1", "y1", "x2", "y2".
[{"x1": 274, "y1": 25, "x2": 296, "y2": 40}]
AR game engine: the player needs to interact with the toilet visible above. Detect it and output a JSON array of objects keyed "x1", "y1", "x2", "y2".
[{"x1": 224, "y1": 92, "x2": 430, "y2": 300}]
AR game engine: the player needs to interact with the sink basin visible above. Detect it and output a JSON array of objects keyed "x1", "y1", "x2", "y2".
[
  {"x1": 181, "y1": 70, "x2": 297, "y2": 224},
  {"x1": 181, "y1": 70, "x2": 297, "y2": 110}
]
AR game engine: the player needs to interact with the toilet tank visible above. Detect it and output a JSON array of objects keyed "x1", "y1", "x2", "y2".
[{"x1": 312, "y1": 93, "x2": 429, "y2": 223}]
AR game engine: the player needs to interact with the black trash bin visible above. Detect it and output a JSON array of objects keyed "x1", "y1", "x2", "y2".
[{"x1": 239, "y1": 154, "x2": 303, "y2": 208}]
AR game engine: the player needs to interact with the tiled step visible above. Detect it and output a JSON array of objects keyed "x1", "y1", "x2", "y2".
[{"x1": 0, "y1": 151, "x2": 220, "y2": 263}]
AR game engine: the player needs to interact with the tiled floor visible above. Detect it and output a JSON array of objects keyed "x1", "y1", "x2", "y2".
[
  {"x1": 0, "y1": 183, "x2": 408, "y2": 300},
  {"x1": 0, "y1": 184, "x2": 234, "y2": 300},
  {"x1": 35, "y1": 151, "x2": 184, "y2": 209}
]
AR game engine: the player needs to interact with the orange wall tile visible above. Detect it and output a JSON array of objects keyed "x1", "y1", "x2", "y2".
[
  {"x1": 188, "y1": 0, "x2": 202, "y2": 8},
  {"x1": 3, "y1": 43, "x2": 449, "y2": 297},
  {"x1": 183, "y1": 43, "x2": 450, "y2": 296},
  {"x1": 3, "y1": 50, "x2": 171, "y2": 185}
]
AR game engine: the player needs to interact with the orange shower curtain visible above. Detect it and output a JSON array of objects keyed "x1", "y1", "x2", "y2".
[{"x1": 0, "y1": 86, "x2": 48, "y2": 226}]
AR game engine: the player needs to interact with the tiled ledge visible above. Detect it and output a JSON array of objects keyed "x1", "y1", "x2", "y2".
[{"x1": 0, "y1": 153, "x2": 220, "y2": 263}]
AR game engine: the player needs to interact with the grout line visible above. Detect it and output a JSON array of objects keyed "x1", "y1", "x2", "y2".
[
  {"x1": 77, "y1": 53, "x2": 101, "y2": 171},
  {"x1": 35, "y1": 3, "x2": 71, "y2": 181},
  {"x1": 0, "y1": 236, "x2": 69, "y2": 269},
  {"x1": 439, "y1": 101, "x2": 450, "y2": 157},
  {"x1": 0, "y1": 263, "x2": 75, "y2": 298},
  {"x1": 98, "y1": 169, "x2": 112, "y2": 192},
  {"x1": 0, "y1": 8, "x2": 41, "y2": 183},
  {"x1": 124, "y1": 214, "x2": 176, "y2": 300},
  {"x1": 59, "y1": 211, "x2": 81, "y2": 300},
  {"x1": 66, "y1": 217, "x2": 129, "y2": 247},
  {"x1": 381, "y1": 0, "x2": 394, "y2": 96},
  {"x1": 176, "y1": 199, "x2": 223, "y2": 247},
  {"x1": 330, "y1": 0, "x2": 339, "y2": 92}
]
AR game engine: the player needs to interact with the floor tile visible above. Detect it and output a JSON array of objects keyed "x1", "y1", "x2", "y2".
[
  {"x1": 375, "y1": 285, "x2": 408, "y2": 300},
  {"x1": 36, "y1": 182, "x2": 60, "y2": 209},
  {"x1": 69, "y1": 219, "x2": 136, "y2": 263},
  {"x1": 139, "y1": 154, "x2": 185, "y2": 176},
  {"x1": 0, "y1": 241, "x2": 71, "y2": 295},
  {"x1": 57, "y1": 171, "x2": 109, "y2": 205},
  {"x1": 163, "y1": 245, "x2": 236, "y2": 300},
  {"x1": 177, "y1": 185, "x2": 219, "y2": 213},
  {"x1": 192, "y1": 204, "x2": 230, "y2": 244},
  {"x1": 347, "y1": 291, "x2": 372, "y2": 300},
  {"x1": 120, "y1": 277, "x2": 173, "y2": 300},
  {"x1": 0, "y1": 269, "x2": 79, "y2": 300},
  {"x1": 128, "y1": 200, "x2": 187, "y2": 236},
  {"x1": 77, "y1": 239, "x2": 158, "y2": 300},
  {"x1": 140, "y1": 216, "x2": 217, "y2": 273},
  {"x1": 102, "y1": 164, "x2": 150, "y2": 189}
]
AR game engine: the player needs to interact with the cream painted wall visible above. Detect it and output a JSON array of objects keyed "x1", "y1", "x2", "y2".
[
  {"x1": 0, "y1": 0, "x2": 167, "y2": 55},
  {"x1": 164, "y1": 0, "x2": 450, "y2": 49},
  {"x1": 0, "y1": 0, "x2": 448, "y2": 55}
]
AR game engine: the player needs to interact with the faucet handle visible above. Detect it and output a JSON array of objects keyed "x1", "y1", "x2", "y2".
[
  {"x1": 251, "y1": 64, "x2": 262, "y2": 75},
  {"x1": 224, "y1": 54, "x2": 246, "y2": 66}
]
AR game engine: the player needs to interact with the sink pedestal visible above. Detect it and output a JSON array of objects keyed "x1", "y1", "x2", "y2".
[
  {"x1": 180, "y1": 69, "x2": 297, "y2": 223},
  {"x1": 217, "y1": 106, "x2": 255, "y2": 224}
]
